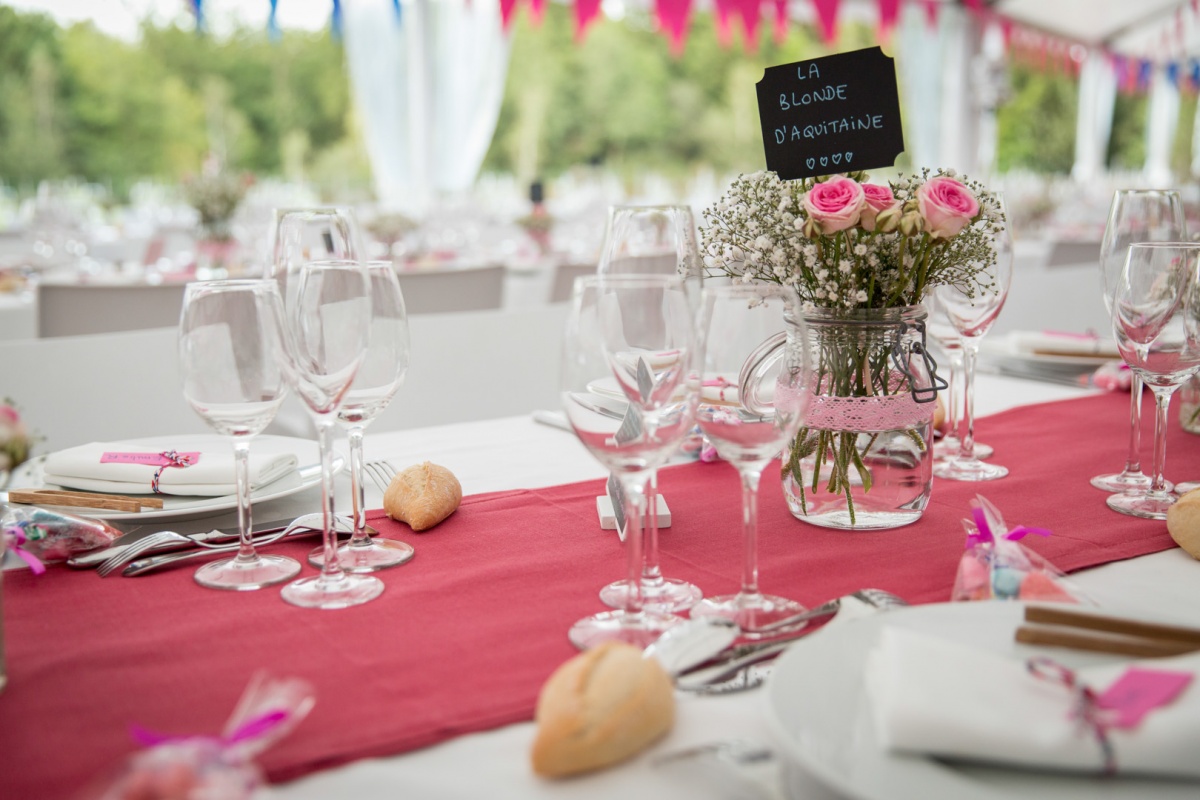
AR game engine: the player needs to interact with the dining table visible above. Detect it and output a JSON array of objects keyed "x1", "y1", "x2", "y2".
[{"x1": 3, "y1": 372, "x2": 1200, "y2": 800}]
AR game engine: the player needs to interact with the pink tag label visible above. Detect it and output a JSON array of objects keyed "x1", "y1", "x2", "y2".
[
  {"x1": 1097, "y1": 667, "x2": 1193, "y2": 729},
  {"x1": 100, "y1": 452, "x2": 202, "y2": 467}
]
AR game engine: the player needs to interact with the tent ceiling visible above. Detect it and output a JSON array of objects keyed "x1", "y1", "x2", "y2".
[{"x1": 990, "y1": 0, "x2": 1189, "y2": 51}]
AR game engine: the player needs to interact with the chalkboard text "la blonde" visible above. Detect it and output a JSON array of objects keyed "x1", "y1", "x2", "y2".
[{"x1": 773, "y1": 114, "x2": 886, "y2": 144}]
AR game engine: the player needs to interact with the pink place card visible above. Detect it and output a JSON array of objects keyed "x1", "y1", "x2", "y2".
[
  {"x1": 1097, "y1": 667, "x2": 1194, "y2": 729},
  {"x1": 100, "y1": 452, "x2": 202, "y2": 466}
]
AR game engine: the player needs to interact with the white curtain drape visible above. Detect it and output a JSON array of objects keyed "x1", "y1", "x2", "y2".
[
  {"x1": 1071, "y1": 53, "x2": 1117, "y2": 183},
  {"x1": 343, "y1": 0, "x2": 511, "y2": 218},
  {"x1": 897, "y1": 5, "x2": 943, "y2": 169},
  {"x1": 1144, "y1": 67, "x2": 1180, "y2": 188}
]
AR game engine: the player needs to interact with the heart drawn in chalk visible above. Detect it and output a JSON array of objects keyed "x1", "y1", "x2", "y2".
[
  {"x1": 820, "y1": 156, "x2": 828, "y2": 167},
  {"x1": 806, "y1": 157, "x2": 816, "y2": 170},
  {"x1": 831, "y1": 154, "x2": 842, "y2": 165},
  {"x1": 845, "y1": 152, "x2": 853, "y2": 163}
]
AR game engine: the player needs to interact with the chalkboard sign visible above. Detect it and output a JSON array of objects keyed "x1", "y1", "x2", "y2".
[{"x1": 756, "y1": 46, "x2": 905, "y2": 181}]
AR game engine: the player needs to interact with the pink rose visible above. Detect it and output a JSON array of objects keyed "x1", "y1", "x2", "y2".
[
  {"x1": 917, "y1": 176, "x2": 980, "y2": 239},
  {"x1": 802, "y1": 176, "x2": 864, "y2": 233},
  {"x1": 860, "y1": 183, "x2": 899, "y2": 232}
]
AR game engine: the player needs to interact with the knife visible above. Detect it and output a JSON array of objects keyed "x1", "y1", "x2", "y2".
[
  {"x1": 121, "y1": 525, "x2": 375, "y2": 577},
  {"x1": 66, "y1": 516, "x2": 324, "y2": 568}
]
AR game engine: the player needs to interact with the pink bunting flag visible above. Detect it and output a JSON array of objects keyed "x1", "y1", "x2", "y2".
[
  {"x1": 773, "y1": 0, "x2": 789, "y2": 44},
  {"x1": 922, "y1": 0, "x2": 939, "y2": 28},
  {"x1": 655, "y1": 0, "x2": 694, "y2": 56},
  {"x1": 812, "y1": 0, "x2": 840, "y2": 45},
  {"x1": 731, "y1": 0, "x2": 763, "y2": 52},
  {"x1": 499, "y1": 0, "x2": 520, "y2": 31},
  {"x1": 529, "y1": 0, "x2": 545, "y2": 25},
  {"x1": 712, "y1": 0, "x2": 734, "y2": 48},
  {"x1": 875, "y1": 0, "x2": 900, "y2": 42},
  {"x1": 575, "y1": 0, "x2": 602, "y2": 41}
]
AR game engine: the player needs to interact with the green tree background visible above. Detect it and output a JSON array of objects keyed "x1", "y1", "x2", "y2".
[{"x1": 0, "y1": 5, "x2": 1181, "y2": 201}]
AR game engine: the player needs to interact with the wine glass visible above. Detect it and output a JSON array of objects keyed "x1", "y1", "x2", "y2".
[
  {"x1": 1091, "y1": 190, "x2": 1185, "y2": 493},
  {"x1": 925, "y1": 292, "x2": 994, "y2": 462},
  {"x1": 178, "y1": 280, "x2": 300, "y2": 590},
  {"x1": 1107, "y1": 242, "x2": 1200, "y2": 519},
  {"x1": 560, "y1": 274, "x2": 698, "y2": 648},
  {"x1": 276, "y1": 259, "x2": 380, "y2": 609},
  {"x1": 596, "y1": 204, "x2": 704, "y2": 613},
  {"x1": 689, "y1": 283, "x2": 811, "y2": 631},
  {"x1": 271, "y1": 207, "x2": 364, "y2": 306},
  {"x1": 932, "y1": 195, "x2": 1013, "y2": 482},
  {"x1": 306, "y1": 262, "x2": 414, "y2": 572}
]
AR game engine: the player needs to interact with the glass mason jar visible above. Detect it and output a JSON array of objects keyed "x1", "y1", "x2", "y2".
[
  {"x1": 781, "y1": 305, "x2": 941, "y2": 530},
  {"x1": 1179, "y1": 374, "x2": 1200, "y2": 435}
]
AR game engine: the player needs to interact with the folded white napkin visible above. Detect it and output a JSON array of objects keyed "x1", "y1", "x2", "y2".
[
  {"x1": 866, "y1": 626, "x2": 1200, "y2": 779},
  {"x1": 1009, "y1": 331, "x2": 1119, "y2": 358},
  {"x1": 42, "y1": 441, "x2": 298, "y2": 497}
]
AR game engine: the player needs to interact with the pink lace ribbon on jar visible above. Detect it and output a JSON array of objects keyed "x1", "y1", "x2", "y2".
[{"x1": 151, "y1": 450, "x2": 195, "y2": 494}]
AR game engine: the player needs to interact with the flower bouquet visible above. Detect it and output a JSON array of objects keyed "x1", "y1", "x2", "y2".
[
  {"x1": 701, "y1": 169, "x2": 1004, "y2": 528},
  {"x1": 183, "y1": 167, "x2": 253, "y2": 242},
  {"x1": 0, "y1": 400, "x2": 33, "y2": 479}
]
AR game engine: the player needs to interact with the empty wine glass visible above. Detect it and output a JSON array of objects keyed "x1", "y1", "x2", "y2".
[
  {"x1": 271, "y1": 207, "x2": 364, "y2": 305},
  {"x1": 925, "y1": 292, "x2": 994, "y2": 462},
  {"x1": 932, "y1": 196, "x2": 1013, "y2": 482},
  {"x1": 307, "y1": 262, "x2": 414, "y2": 573},
  {"x1": 689, "y1": 283, "x2": 811, "y2": 632},
  {"x1": 1107, "y1": 242, "x2": 1200, "y2": 520},
  {"x1": 1091, "y1": 189, "x2": 1185, "y2": 493},
  {"x1": 561, "y1": 274, "x2": 698, "y2": 649},
  {"x1": 276, "y1": 259, "x2": 379, "y2": 609},
  {"x1": 178, "y1": 280, "x2": 300, "y2": 590},
  {"x1": 596, "y1": 204, "x2": 704, "y2": 613}
]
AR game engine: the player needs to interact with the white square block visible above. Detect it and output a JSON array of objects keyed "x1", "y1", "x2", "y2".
[{"x1": 596, "y1": 494, "x2": 671, "y2": 530}]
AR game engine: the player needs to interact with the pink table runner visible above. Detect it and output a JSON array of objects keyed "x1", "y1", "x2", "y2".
[{"x1": 1, "y1": 391, "x2": 1196, "y2": 798}]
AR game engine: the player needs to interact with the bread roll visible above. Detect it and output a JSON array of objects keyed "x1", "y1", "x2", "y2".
[
  {"x1": 383, "y1": 462, "x2": 462, "y2": 531},
  {"x1": 531, "y1": 642, "x2": 674, "y2": 778},
  {"x1": 1167, "y1": 487, "x2": 1200, "y2": 559}
]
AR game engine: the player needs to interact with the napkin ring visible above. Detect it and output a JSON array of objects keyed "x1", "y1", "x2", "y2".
[
  {"x1": 151, "y1": 449, "x2": 195, "y2": 494},
  {"x1": 1027, "y1": 656, "x2": 1117, "y2": 776}
]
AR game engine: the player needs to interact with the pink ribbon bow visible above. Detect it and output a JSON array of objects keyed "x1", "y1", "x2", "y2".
[
  {"x1": 130, "y1": 709, "x2": 290, "y2": 751},
  {"x1": 3, "y1": 522, "x2": 46, "y2": 575},
  {"x1": 1027, "y1": 656, "x2": 1117, "y2": 775},
  {"x1": 964, "y1": 500, "x2": 1052, "y2": 550}
]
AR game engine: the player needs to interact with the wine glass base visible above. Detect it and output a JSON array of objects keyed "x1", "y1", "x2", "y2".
[
  {"x1": 934, "y1": 440, "x2": 994, "y2": 461},
  {"x1": 1107, "y1": 491, "x2": 1176, "y2": 520},
  {"x1": 1090, "y1": 470, "x2": 1155, "y2": 493},
  {"x1": 281, "y1": 572, "x2": 384, "y2": 609},
  {"x1": 690, "y1": 593, "x2": 807, "y2": 636},
  {"x1": 307, "y1": 539, "x2": 415, "y2": 573},
  {"x1": 194, "y1": 554, "x2": 300, "y2": 591},
  {"x1": 567, "y1": 609, "x2": 682, "y2": 650},
  {"x1": 599, "y1": 578, "x2": 703, "y2": 614},
  {"x1": 933, "y1": 458, "x2": 1008, "y2": 482}
]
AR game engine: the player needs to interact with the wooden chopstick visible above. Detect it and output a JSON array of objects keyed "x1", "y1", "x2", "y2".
[
  {"x1": 7, "y1": 489, "x2": 164, "y2": 513},
  {"x1": 1015, "y1": 605, "x2": 1200, "y2": 659}
]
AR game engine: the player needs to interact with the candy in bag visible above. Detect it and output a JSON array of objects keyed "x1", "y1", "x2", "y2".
[
  {"x1": 951, "y1": 495, "x2": 1090, "y2": 604},
  {"x1": 96, "y1": 672, "x2": 315, "y2": 800},
  {"x1": 2, "y1": 504, "x2": 120, "y2": 562}
]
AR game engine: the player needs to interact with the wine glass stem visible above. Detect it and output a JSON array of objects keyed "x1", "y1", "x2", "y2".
[
  {"x1": 944, "y1": 348, "x2": 962, "y2": 450},
  {"x1": 315, "y1": 416, "x2": 345, "y2": 580},
  {"x1": 959, "y1": 341, "x2": 980, "y2": 461},
  {"x1": 619, "y1": 474, "x2": 648, "y2": 617},
  {"x1": 232, "y1": 437, "x2": 256, "y2": 562},
  {"x1": 1124, "y1": 373, "x2": 1145, "y2": 475},
  {"x1": 641, "y1": 471, "x2": 664, "y2": 590},
  {"x1": 739, "y1": 465, "x2": 764, "y2": 597},
  {"x1": 1149, "y1": 386, "x2": 1175, "y2": 496},
  {"x1": 346, "y1": 426, "x2": 371, "y2": 547}
]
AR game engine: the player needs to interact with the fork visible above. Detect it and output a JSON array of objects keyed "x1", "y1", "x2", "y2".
[
  {"x1": 362, "y1": 460, "x2": 398, "y2": 496},
  {"x1": 94, "y1": 514, "x2": 330, "y2": 577}
]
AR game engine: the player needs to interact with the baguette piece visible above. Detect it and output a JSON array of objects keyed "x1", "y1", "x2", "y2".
[
  {"x1": 1167, "y1": 487, "x2": 1200, "y2": 559},
  {"x1": 383, "y1": 462, "x2": 462, "y2": 531},
  {"x1": 531, "y1": 642, "x2": 675, "y2": 778}
]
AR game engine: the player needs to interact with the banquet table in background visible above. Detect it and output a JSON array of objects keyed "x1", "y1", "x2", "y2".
[{"x1": 4, "y1": 375, "x2": 1200, "y2": 800}]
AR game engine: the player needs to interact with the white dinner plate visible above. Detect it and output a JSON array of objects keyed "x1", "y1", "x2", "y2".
[
  {"x1": 766, "y1": 602, "x2": 1199, "y2": 800},
  {"x1": 8, "y1": 434, "x2": 343, "y2": 522}
]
